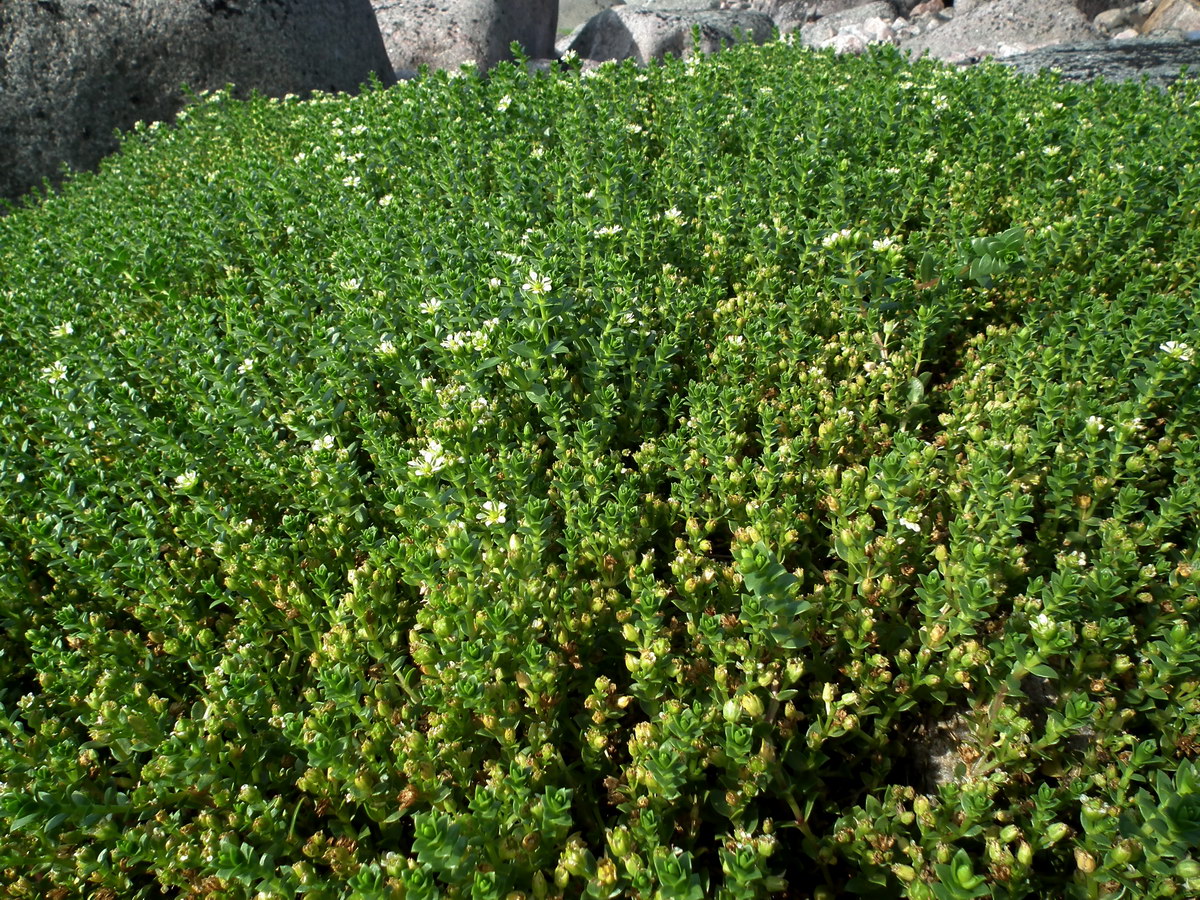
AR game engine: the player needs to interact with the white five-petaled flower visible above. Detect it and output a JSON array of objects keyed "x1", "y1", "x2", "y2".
[
  {"x1": 376, "y1": 339, "x2": 397, "y2": 356},
  {"x1": 419, "y1": 297, "x2": 442, "y2": 315},
  {"x1": 339, "y1": 278, "x2": 361, "y2": 292},
  {"x1": 872, "y1": 237, "x2": 896, "y2": 252},
  {"x1": 378, "y1": 194, "x2": 393, "y2": 207},
  {"x1": 237, "y1": 358, "x2": 255, "y2": 375},
  {"x1": 50, "y1": 321, "x2": 74, "y2": 338},
  {"x1": 1161, "y1": 341, "x2": 1194, "y2": 362},
  {"x1": 522, "y1": 269, "x2": 552, "y2": 295},
  {"x1": 342, "y1": 175, "x2": 361, "y2": 188},
  {"x1": 174, "y1": 470, "x2": 199, "y2": 491},
  {"x1": 408, "y1": 439, "x2": 457, "y2": 477},
  {"x1": 663, "y1": 207, "x2": 685, "y2": 224},
  {"x1": 311, "y1": 434, "x2": 335, "y2": 453},
  {"x1": 594, "y1": 224, "x2": 623, "y2": 237},
  {"x1": 1085, "y1": 415, "x2": 1107, "y2": 435},
  {"x1": 477, "y1": 500, "x2": 507, "y2": 526},
  {"x1": 497, "y1": 94, "x2": 512, "y2": 112},
  {"x1": 1042, "y1": 145, "x2": 1061, "y2": 156},
  {"x1": 898, "y1": 517, "x2": 921, "y2": 532},
  {"x1": 42, "y1": 361, "x2": 67, "y2": 384}
]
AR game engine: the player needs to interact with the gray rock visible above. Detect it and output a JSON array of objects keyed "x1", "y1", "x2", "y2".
[
  {"x1": 563, "y1": 6, "x2": 776, "y2": 63},
  {"x1": 373, "y1": 0, "x2": 558, "y2": 72},
  {"x1": 900, "y1": 0, "x2": 1100, "y2": 63},
  {"x1": 1000, "y1": 36, "x2": 1200, "y2": 88},
  {"x1": 0, "y1": 0, "x2": 393, "y2": 204}
]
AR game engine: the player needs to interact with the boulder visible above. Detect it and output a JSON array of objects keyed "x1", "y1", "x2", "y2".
[
  {"x1": 373, "y1": 0, "x2": 558, "y2": 72},
  {"x1": 1001, "y1": 36, "x2": 1200, "y2": 88},
  {"x1": 899, "y1": 0, "x2": 1100, "y2": 63},
  {"x1": 1142, "y1": 0, "x2": 1200, "y2": 33},
  {"x1": 0, "y1": 0, "x2": 394, "y2": 204},
  {"x1": 562, "y1": 7, "x2": 776, "y2": 64},
  {"x1": 798, "y1": 1, "x2": 897, "y2": 48}
]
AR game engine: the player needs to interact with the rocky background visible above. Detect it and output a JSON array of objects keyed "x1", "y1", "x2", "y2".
[{"x1": 2, "y1": 0, "x2": 1199, "y2": 204}]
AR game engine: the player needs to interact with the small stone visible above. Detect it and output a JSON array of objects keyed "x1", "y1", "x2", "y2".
[
  {"x1": 910, "y1": 0, "x2": 945, "y2": 16},
  {"x1": 1093, "y1": 8, "x2": 1130, "y2": 31}
]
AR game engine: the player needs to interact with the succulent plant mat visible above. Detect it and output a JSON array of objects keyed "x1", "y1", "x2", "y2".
[{"x1": 1, "y1": 42, "x2": 1199, "y2": 899}]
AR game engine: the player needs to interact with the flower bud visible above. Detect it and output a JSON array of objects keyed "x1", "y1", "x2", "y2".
[
  {"x1": 892, "y1": 864, "x2": 917, "y2": 883},
  {"x1": 1043, "y1": 823, "x2": 1071, "y2": 847},
  {"x1": 1017, "y1": 841, "x2": 1033, "y2": 868},
  {"x1": 554, "y1": 864, "x2": 570, "y2": 889},
  {"x1": 1176, "y1": 859, "x2": 1200, "y2": 880},
  {"x1": 1074, "y1": 848, "x2": 1096, "y2": 874},
  {"x1": 1110, "y1": 839, "x2": 1140, "y2": 866},
  {"x1": 1000, "y1": 825, "x2": 1021, "y2": 844}
]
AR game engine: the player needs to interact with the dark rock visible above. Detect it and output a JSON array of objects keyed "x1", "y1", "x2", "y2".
[{"x1": 999, "y1": 35, "x2": 1200, "y2": 88}]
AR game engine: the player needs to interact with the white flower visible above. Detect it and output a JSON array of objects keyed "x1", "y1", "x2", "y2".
[
  {"x1": 898, "y1": 517, "x2": 921, "y2": 533},
  {"x1": 531, "y1": 144, "x2": 545, "y2": 159},
  {"x1": 477, "y1": 500, "x2": 507, "y2": 526},
  {"x1": 470, "y1": 396, "x2": 490, "y2": 413},
  {"x1": 350, "y1": 124, "x2": 368, "y2": 136},
  {"x1": 237, "y1": 358, "x2": 255, "y2": 375},
  {"x1": 1085, "y1": 415, "x2": 1107, "y2": 435},
  {"x1": 522, "y1": 270, "x2": 552, "y2": 295},
  {"x1": 311, "y1": 435, "x2": 335, "y2": 453},
  {"x1": 1031, "y1": 612, "x2": 1058, "y2": 640},
  {"x1": 1161, "y1": 341, "x2": 1194, "y2": 362},
  {"x1": 376, "y1": 339, "x2": 396, "y2": 356},
  {"x1": 497, "y1": 95, "x2": 512, "y2": 112},
  {"x1": 593, "y1": 224, "x2": 623, "y2": 237},
  {"x1": 378, "y1": 194, "x2": 393, "y2": 207},
  {"x1": 15, "y1": 472, "x2": 26, "y2": 484},
  {"x1": 441, "y1": 332, "x2": 469, "y2": 352},
  {"x1": 625, "y1": 122, "x2": 644, "y2": 134},
  {"x1": 419, "y1": 297, "x2": 442, "y2": 315},
  {"x1": 561, "y1": 48, "x2": 578, "y2": 62},
  {"x1": 41, "y1": 361, "x2": 67, "y2": 384},
  {"x1": 408, "y1": 439, "x2": 457, "y2": 477},
  {"x1": 50, "y1": 321, "x2": 74, "y2": 338},
  {"x1": 342, "y1": 175, "x2": 361, "y2": 188},
  {"x1": 174, "y1": 470, "x2": 199, "y2": 491},
  {"x1": 872, "y1": 237, "x2": 896, "y2": 252},
  {"x1": 663, "y1": 206, "x2": 685, "y2": 225},
  {"x1": 339, "y1": 278, "x2": 361, "y2": 292},
  {"x1": 822, "y1": 228, "x2": 853, "y2": 249},
  {"x1": 488, "y1": 277, "x2": 502, "y2": 288},
  {"x1": 725, "y1": 334, "x2": 745, "y2": 346}
]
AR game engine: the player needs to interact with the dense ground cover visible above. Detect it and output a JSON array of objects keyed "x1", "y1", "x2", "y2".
[{"x1": 1, "y1": 38, "x2": 1199, "y2": 899}]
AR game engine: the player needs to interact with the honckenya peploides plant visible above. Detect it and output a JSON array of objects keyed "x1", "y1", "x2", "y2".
[{"x1": 1, "y1": 38, "x2": 1199, "y2": 900}]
